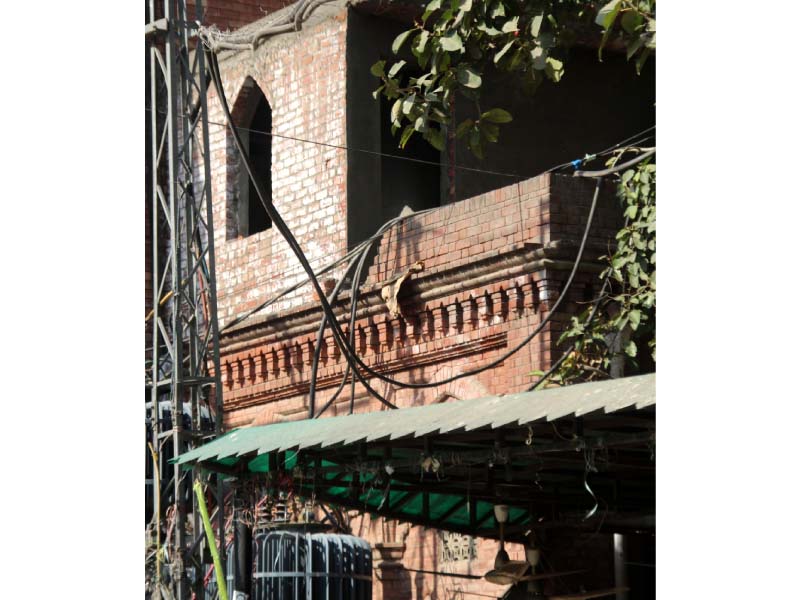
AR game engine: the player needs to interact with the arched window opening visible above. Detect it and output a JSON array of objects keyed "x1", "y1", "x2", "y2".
[{"x1": 228, "y1": 78, "x2": 272, "y2": 239}]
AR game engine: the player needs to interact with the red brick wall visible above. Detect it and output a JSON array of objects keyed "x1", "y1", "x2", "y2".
[
  {"x1": 204, "y1": 8, "x2": 349, "y2": 328},
  {"x1": 195, "y1": 5, "x2": 625, "y2": 596},
  {"x1": 215, "y1": 172, "x2": 620, "y2": 429}
]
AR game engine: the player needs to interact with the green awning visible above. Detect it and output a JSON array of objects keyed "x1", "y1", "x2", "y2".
[{"x1": 174, "y1": 374, "x2": 655, "y2": 539}]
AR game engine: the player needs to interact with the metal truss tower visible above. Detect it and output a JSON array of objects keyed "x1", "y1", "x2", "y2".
[{"x1": 146, "y1": 1, "x2": 224, "y2": 597}]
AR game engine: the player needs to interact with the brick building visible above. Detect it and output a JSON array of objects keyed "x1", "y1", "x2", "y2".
[{"x1": 148, "y1": 0, "x2": 655, "y2": 598}]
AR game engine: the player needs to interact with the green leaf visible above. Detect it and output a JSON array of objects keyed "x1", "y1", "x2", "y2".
[
  {"x1": 457, "y1": 65, "x2": 482, "y2": 88},
  {"x1": 625, "y1": 35, "x2": 645, "y2": 60},
  {"x1": 531, "y1": 46, "x2": 547, "y2": 70},
  {"x1": 388, "y1": 59, "x2": 406, "y2": 78},
  {"x1": 595, "y1": 0, "x2": 622, "y2": 29},
  {"x1": 440, "y1": 31, "x2": 464, "y2": 52},
  {"x1": 401, "y1": 95, "x2": 416, "y2": 115},
  {"x1": 545, "y1": 56, "x2": 564, "y2": 82},
  {"x1": 480, "y1": 121, "x2": 500, "y2": 142},
  {"x1": 621, "y1": 10, "x2": 643, "y2": 35},
  {"x1": 392, "y1": 30, "x2": 414, "y2": 55},
  {"x1": 399, "y1": 125, "x2": 415, "y2": 148},
  {"x1": 390, "y1": 99, "x2": 402, "y2": 124},
  {"x1": 371, "y1": 85, "x2": 385, "y2": 100},
  {"x1": 629, "y1": 309, "x2": 641, "y2": 330},
  {"x1": 426, "y1": 127, "x2": 446, "y2": 151},
  {"x1": 370, "y1": 60, "x2": 386, "y2": 77},
  {"x1": 530, "y1": 14, "x2": 543, "y2": 37},
  {"x1": 413, "y1": 30, "x2": 430, "y2": 55},
  {"x1": 635, "y1": 46, "x2": 652, "y2": 74},
  {"x1": 424, "y1": 0, "x2": 441, "y2": 16},
  {"x1": 481, "y1": 108, "x2": 513, "y2": 123},
  {"x1": 455, "y1": 118, "x2": 474, "y2": 138},
  {"x1": 501, "y1": 16, "x2": 519, "y2": 33},
  {"x1": 494, "y1": 40, "x2": 515, "y2": 63},
  {"x1": 476, "y1": 22, "x2": 502, "y2": 36},
  {"x1": 624, "y1": 340, "x2": 637, "y2": 357},
  {"x1": 489, "y1": 1, "x2": 505, "y2": 19}
]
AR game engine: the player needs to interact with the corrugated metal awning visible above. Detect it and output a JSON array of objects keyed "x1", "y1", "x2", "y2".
[{"x1": 176, "y1": 374, "x2": 654, "y2": 467}]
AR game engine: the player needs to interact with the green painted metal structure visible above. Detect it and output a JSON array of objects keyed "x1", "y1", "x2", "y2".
[{"x1": 175, "y1": 375, "x2": 655, "y2": 541}]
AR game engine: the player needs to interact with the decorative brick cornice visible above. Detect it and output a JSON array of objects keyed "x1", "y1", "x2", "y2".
[
  {"x1": 223, "y1": 332, "x2": 507, "y2": 411},
  {"x1": 219, "y1": 239, "x2": 605, "y2": 354}
]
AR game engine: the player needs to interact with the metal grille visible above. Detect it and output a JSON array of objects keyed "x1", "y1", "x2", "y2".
[{"x1": 253, "y1": 531, "x2": 372, "y2": 600}]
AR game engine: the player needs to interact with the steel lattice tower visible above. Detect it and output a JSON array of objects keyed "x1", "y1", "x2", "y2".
[{"x1": 146, "y1": 1, "x2": 224, "y2": 597}]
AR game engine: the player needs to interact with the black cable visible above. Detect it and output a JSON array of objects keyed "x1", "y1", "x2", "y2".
[
  {"x1": 312, "y1": 215, "x2": 389, "y2": 419},
  {"x1": 207, "y1": 44, "x2": 653, "y2": 403},
  {"x1": 527, "y1": 267, "x2": 613, "y2": 391},
  {"x1": 144, "y1": 106, "x2": 655, "y2": 182},
  {"x1": 308, "y1": 210, "x2": 428, "y2": 417},
  {"x1": 211, "y1": 42, "x2": 600, "y2": 395},
  {"x1": 207, "y1": 48, "x2": 398, "y2": 410},
  {"x1": 574, "y1": 148, "x2": 655, "y2": 178},
  {"x1": 307, "y1": 248, "x2": 360, "y2": 418},
  {"x1": 144, "y1": 105, "x2": 534, "y2": 180},
  {"x1": 220, "y1": 208, "x2": 433, "y2": 333},
  {"x1": 527, "y1": 214, "x2": 636, "y2": 391}
]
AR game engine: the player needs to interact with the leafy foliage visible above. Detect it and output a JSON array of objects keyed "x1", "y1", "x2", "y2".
[
  {"x1": 371, "y1": 0, "x2": 655, "y2": 157},
  {"x1": 533, "y1": 152, "x2": 655, "y2": 387}
]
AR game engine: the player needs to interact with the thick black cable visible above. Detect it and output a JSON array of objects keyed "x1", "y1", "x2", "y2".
[
  {"x1": 211, "y1": 43, "x2": 599, "y2": 393},
  {"x1": 346, "y1": 226, "x2": 378, "y2": 414},
  {"x1": 221, "y1": 208, "x2": 433, "y2": 333},
  {"x1": 307, "y1": 249, "x2": 360, "y2": 418},
  {"x1": 207, "y1": 44, "x2": 652, "y2": 400},
  {"x1": 312, "y1": 215, "x2": 389, "y2": 419},
  {"x1": 528, "y1": 213, "x2": 638, "y2": 391},
  {"x1": 309, "y1": 210, "x2": 428, "y2": 417},
  {"x1": 207, "y1": 48, "x2": 398, "y2": 410}
]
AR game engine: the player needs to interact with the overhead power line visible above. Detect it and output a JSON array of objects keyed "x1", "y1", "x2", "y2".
[{"x1": 144, "y1": 106, "x2": 654, "y2": 181}]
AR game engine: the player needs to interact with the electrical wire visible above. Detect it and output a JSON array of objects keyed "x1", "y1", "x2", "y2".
[
  {"x1": 527, "y1": 214, "x2": 636, "y2": 392},
  {"x1": 145, "y1": 105, "x2": 546, "y2": 180},
  {"x1": 208, "y1": 44, "x2": 626, "y2": 406},
  {"x1": 145, "y1": 105, "x2": 655, "y2": 183},
  {"x1": 204, "y1": 41, "x2": 655, "y2": 409},
  {"x1": 206, "y1": 46, "x2": 398, "y2": 410},
  {"x1": 574, "y1": 148, "x2": 655, "y2": 178}
]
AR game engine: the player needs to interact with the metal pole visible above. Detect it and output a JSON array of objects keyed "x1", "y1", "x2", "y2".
[
  {"x1": 148, "y1": 1, "x2": 162, "y2": 593},
  {"x1": 613, "y1": 533, "x2": 629, "y2": 600}
]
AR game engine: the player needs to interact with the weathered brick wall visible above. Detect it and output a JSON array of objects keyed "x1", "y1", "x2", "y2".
[
  {"x1": 216, "y1": 172, "x2": 621, "y2": 429},
  {"x1": 204, "y1": 7, "x2": 349, "y2": 328},
  {"x1": 194, "y1": 6, "x2": 626, "y2": 597}
]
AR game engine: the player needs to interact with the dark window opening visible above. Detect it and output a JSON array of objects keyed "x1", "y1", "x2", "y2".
[
  {"x1": 245, "y1": 94, "x2": 272, "y2": 236},
  {"x1": 228, "y1": 79, "x2": 273, "y2": 240},
  {"x1": 378, "y1": 92, "x2": 443, "y2": 221}
]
